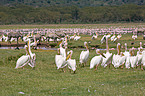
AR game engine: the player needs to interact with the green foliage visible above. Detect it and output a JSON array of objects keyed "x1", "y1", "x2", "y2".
[{"x1": 0, "y1": 4, "x2": 145, "y2": 24}]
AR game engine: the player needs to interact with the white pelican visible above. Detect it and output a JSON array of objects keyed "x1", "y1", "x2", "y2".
[
  {"x1": 130, "y1": 48, "x2": 138, "y2": 68},
  {"x1": 55, "y1": 48, "x2": 67, "y2": 70},
  {"x1": 110, "y1": 34, "x2": 115, "y2": 41},
  {"x1": 27, "y1": 39, "x2": 36, "y2": 68},
  {"x1": 136, "y1": 42, "x2": 144, "y2": 70},
  {"x1": 2, "y1": 34, "x2": 8, "y2": 42},
  {"x1": 70, "y1": 33, "x2": 76, "y2": 40},
  {"x1": 112, "y1": 43, "x2": 126, "y2": 68},
  {"x1": 101, "y1": 36, "x2": 112, "y2": 67},
  {"x1": 136, "y1": 48, "x2": 143, "y2": 70},
  {"x1": 124, "y1": 43, "x2": 131, "y2": 68},
  {"x1": 113, "y1": 34, "x2": 122, "y2": 42},
  {"x1": 112, "y1": 43, "x2": 121, "y2": 67},
  {"x1": 80, "y1": 42, "x2": 89, "y2": 67},
  {"x1": 74, "y1": 33, "x2": 81, "y2": 41},
  {"x1": 59, "y1": 39, "x2": 67, "y2": 58},
  {"x1": 132, "y1": 34, "x2": 137, "y2": 40},
  {"x1": 15, "y1": 45, "x2": 30, "y2": 69},
  {"x1": 92, "y1": 32, "x2": 98, "y2": 39},
  {"x1": 101, "y1": 35, "x2": 106, "y2": 44},
  {"x1": 90, "y1": 49, "x2": 106, "y2": 70},
  {"x1": 74, "y1": 35, "x2": 81, "y2": 41},
  {"x1": 142, "y1": 51, "x2": 145, "y2": 67},
  {"x1": 123, "y1": 43, "x2": 130, "y2": 57},
  {"x1": 67, "y1": 50, "x2": 77, "y2": 73}
]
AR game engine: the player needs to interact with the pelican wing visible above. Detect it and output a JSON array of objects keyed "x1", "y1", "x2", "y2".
[
  {"x1": 80, "y1": 50, "x2": 89, "y2": 64},
  {"x1": 137, "y1": 54, "x2": 142, "y2": 66},
  {"x1": 130, "y1": 56, "x2": 138, "y2": 68},
  {"x1": 67, "y1": 59, "x2": 76, "y2": 71},
  {"x1": 15, "y1": 55, "x2": 30, "y2": 68},
  {"x1": 55, "y1": 55, "x2": 66, "y2": 69},
  {"x1": 125, "y1": 57, "x2": 130, "y2": 69},
  {"x1": 90, "y1": 56, "x2": 102, "y2": 69},
  {"x1": 60, "y1": 47, "x2": 66, "y2": 58},
  {"x1": 112, "y1": 54, "x2": 121, "y2": 68},
  {"x1": 101, "y1": 52, "x2": 112, "y2": 67}
]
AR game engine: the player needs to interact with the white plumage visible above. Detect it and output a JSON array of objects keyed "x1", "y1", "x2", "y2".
[
  {"x1": 101, "y1": 36, "x2": 112, "y2": 67},
  {"x1": 55, "y1": 55, "x2": 67, "y2": 69},
  {"x1": 67, "y1": 59, "x2": 76, "y2": 72},
  {"x1": 80, "y1": 42, "x2": 89, "y2": 66},
  {"x1": 67, "y1": 50, "x2": 77, "y2": 72},
  {"x1": 74, "y1": 36, "x2": 81, "y2": 41},
  {"x1": 15, "y1": 55, "x2": 30, "y2": 69},
  {"x1": 90, "y1": 49, "x2": 104, "y2": 70}
]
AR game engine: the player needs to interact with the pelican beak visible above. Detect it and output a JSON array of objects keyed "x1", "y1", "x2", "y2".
[
  {"x1": 121, "y1": 53, "x2": 125, "y2": 56},
  {"x1": 118, "y1": 44, "x2": 121, "y2": 55},
  {"x1": 58, "y1": 40, "x2": 62, "y2": 46},
  {"x1": 98, "y1": 51, "x2": 106, "y2": 58},
  {"x1": 86, "y1": 43, "x2": 89, "y2": 50},
  {"x1": 66, "y1": 53, "x2": 71, "y2": 60}
]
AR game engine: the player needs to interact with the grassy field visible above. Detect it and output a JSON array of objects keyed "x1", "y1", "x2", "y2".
[
  {"x1": 0, "y1": 23, "x2": 145, "y2": 29},
  {"x1": 0, "y1": 23, "x2": 145, "y2": 96},
  {"x1": 0, "y1": 48, "x2": 145, "y2": 96}
]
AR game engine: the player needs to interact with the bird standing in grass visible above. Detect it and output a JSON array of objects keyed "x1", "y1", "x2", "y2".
[
  {"x1": 15, "y1": 39, "x2": 36, "y2": 69},
  {"x1": 90, "y1": 49, "x2": 106, "y2": 70},
  {"x1": 80, "y1": 42, "x2": 89, "y2": 67},
  {"x1": 67, "y1": 50, "x2": 77, "y2": 73},
  {"x1": 101, "y1": 36, "x2": 112, "y2": 68}
]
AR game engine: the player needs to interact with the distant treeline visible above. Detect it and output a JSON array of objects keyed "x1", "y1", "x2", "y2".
[{"x1": 0, "y1": 4, "x2": 145, "y2": 24}]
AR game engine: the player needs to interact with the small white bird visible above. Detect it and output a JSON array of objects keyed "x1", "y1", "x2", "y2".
[
  {"x1": 111, "y1": 34, "x2": 116, "y2": 41},
  {"x1": 101, "y1": 35, "x2": 106, "y2": 44},
  {"x1": 132, "y1": 34, "x2": 137, "y2": 40}
]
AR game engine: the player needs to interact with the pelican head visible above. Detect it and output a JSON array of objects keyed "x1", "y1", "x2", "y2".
[
  {"x1": 84, "y1": 41, "x2": 87, "y2": 45},
  {"x1": 96, "y1": 49, "x2": 106, "y2": 58},
  {"x1": 84, "y1": 42, "x2": 89, "y2": 50},
  {"x1": 67, "y1": 50, "x2": 73, "y2": 56}
]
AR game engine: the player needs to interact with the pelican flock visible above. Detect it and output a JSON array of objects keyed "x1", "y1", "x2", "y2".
[{"x1": 0, "y1": 26, "x2": 145, "y2": 72}]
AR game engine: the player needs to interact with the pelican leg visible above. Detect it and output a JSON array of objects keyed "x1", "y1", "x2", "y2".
[
  {"x1": 84, "y1": 62, "x2": 86, "y2": 67},
  {"x1": 95, "y1": 64, "x2": 98, "y2": 70},
  {"x1": 28, "y1": 63, "x2": 34, "y2": 68},
  {"x1": 74, "y1": 71, "x2": 76, "y2": 74},
  {"x1": 121, "y1": 63, "x2": 124, "y2": 69},
  {"x1": 141, "y1": 65, "x2": 143, "y2": 71},
  {"x1": 69, "y1": 69, "x2": 71, "y2": 73}
]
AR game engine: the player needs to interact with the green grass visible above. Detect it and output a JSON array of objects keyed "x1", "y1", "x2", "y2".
[
  {"x1": 0, "y1": 48, "x2": 145, "y2": 96},
  {"x1": 0, "y1": 23, "x2": 145, "y2": 29}
]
